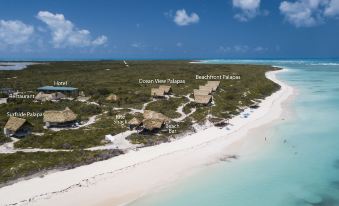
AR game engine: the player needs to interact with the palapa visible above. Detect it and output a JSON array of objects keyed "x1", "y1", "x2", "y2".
[
  {"x1": 106, "y1": 94, "x2": 119, "y2": 102},
  {"x1": 194, "y1": 95, "x2": 212, "y2": 105},
  {"x1": 143, "y1": 119, "x2": 164, "y2": 131},
  {"x1": 35, "y1": 92, "x2": 65, "y2": 101},
  {"x1": 198, "y1": 85, "x2": 213, "y2": 94},
  {"x1": 35, "y1": 92, "x2": 56, "y2": 101},
  {"x1": 158, "y1": 85, "x2": 172, "y2": 94},
  {"x1": 143, "y1": 110, "x2": 170, "y2": 122},
  {"x1": 4, "y1": 117, "x2": 27, "y2": 132},
  {"x1": 206, "y1": 81, "x2": 220, "y2": 91},
  {"x1": 151, "y1": 88, "x2": 165, "y2": 97},
  {"x1": 193, "y1": 89, "x2": 210, "y2": 96},
  {"x1": 128, "y1": 117, "x2": 141, "y2": 126},
  {"x1": 43, "y1": 107, "x2": 77, "y2": 123}
]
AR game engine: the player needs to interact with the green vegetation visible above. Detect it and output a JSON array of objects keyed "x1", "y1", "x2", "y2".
[
  {"x1": 127, "y1": 133, "x2": 169, "y2": 145},
  {"x1": 0, "y1": 150, "x2": 123, "y2": 185},
  {"x1": 14, "y1": 115, "x2": 127, "y2": 149},
  {"x1": 0, "y1": 61, "x2": 279, "y2": 109},
  {"x1": 190, "y1": 106, "x2": 210, "y2": 122},
  {"x1": 0, "y1": 61, "x2": 281, "y2": 186},
  {"x1": 0, "y1": 133, "x2": 10, "y2": 145},
  {"x1": 146, "y1": 97, "x2": 188, "y2": 118},
  {"x1": 0, "y1": 61, "x2": 280, "y2": 149}
]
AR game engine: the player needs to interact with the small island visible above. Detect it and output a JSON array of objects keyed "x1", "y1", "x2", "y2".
[{"x1": 0, "y1": 60, "x2": 280, "y2": 186}]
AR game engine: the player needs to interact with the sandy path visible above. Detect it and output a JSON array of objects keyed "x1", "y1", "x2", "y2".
[{"x1": 172, "y1": 95, "x2": 196, "y2": 122}]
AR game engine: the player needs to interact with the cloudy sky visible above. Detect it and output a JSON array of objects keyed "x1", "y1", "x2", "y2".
[{"x1": 0, "y1": 0, "x2": 339, "y2": 59}]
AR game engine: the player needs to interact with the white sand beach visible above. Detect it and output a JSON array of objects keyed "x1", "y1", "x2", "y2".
[{"x1": 0, "y1": 69, "x2": 294, "y2": 206}]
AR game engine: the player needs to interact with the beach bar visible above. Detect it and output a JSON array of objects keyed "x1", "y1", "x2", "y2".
[{"x1": 37, "y1": 86, "x2": 79, "y2": 96}]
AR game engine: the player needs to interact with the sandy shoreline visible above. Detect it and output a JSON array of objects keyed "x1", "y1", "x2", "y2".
[{"x1": 0, "y1": 69, "x2": 294, "y2": 206}]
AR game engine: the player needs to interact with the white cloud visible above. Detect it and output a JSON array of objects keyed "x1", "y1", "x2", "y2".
[
  {"x1": 173, "y1": 9, "x2": 200, "y2": 26},
  {"x1": 233, "y1": 0, "x2": 261, "y2": 21},
  {"x1": 219, "y1": 45, "x2": 267, "y2": 53},
  {"x1": 218, "y1": 45, "x2": 249, "y2": 53},
  {"x1": 254, "y1": 46, "x2": 268, "y2": 52},
  {"x1": 37, "y1": 11, "x2": 107, "y2": 48},
  {"x1": 280, "y1": 0, "x2": 339, "y2": 27},
  {"x1": 0, "y1": 20, "x2": 34, "y2": 46},
  {"x1": 234, "y1": 45, "x2": 250, "y2": 52},
  {"x1": 92, "y1": 35, "x2": 108, "y2": 46},
  {"x1": 218, "y1": 46, "x2": 232, "y2": 52},
  {"x1": 279, "y1": 0, "x2": 322, "y2": 27},
  {"x1": 176, "y1": 42, "x2": 183, "y2": 47},
  {"x1": 324, "y1": 0, "x2": 339, "y2": 16},
  {"x1": 130, "y1": 42, "x2": 145, "y2": 48}
]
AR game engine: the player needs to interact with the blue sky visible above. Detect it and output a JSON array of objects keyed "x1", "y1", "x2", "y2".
[{"x1": 0, "y1": 0, "x2": 339, "y2": 59}]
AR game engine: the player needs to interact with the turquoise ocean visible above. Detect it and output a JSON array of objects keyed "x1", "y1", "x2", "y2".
[{"x1": 128, "y1": 60, "x2": 339, "y2": 206}]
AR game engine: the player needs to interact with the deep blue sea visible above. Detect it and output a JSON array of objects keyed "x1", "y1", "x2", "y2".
[{"x1": 128, "y1": 60, "x2": 339, "y2": 206}]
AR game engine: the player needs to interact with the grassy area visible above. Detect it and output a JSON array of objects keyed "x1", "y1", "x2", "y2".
[
  {"x1": 0, "y1": 150, "x2": 123, "y2": 186},
  {"x1": 190, "y1": 106, "x2": 210, "y2": 122},
  {"x1": 127, "y1": 133, "x2": 169, "y2": 145},
  {"x1": 0, "y1": 61, "x2": 280, "y2": 149},
  {"x1": 0, "y1": 61, "x2": 279, "y2": 109},
  {"x1": 145, "y1": 97, "x2": 188, "y2": 118},
  {"x1": 0, "y1": 133, "x2": 10, "y2": 145}
]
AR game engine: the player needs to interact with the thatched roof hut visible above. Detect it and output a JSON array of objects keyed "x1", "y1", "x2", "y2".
[
  {"x1": 194, "y1": 95, "x2": 212, "y2": 105},
  {"x1": 151, "y1": 88, "x2": 165, "y2": 97},
  {"x1": 35, "y1": 92, "x2": 55, "y2": 101},
  {"x1": 128, "y1": 117, "x2": 141, "y2": 126},
  {"x1": 159, "y1": 85, "x2": 172, "y2": 94},
  {"x1": 199, "y1": 85, "x2": 213, "y2": 94},
  {"x1": 4, "y1": 117, "x2": 32, "y2": 137},
  {"x1": 143, "y1": 110, "x2": 170, "y2": 122},
  {"x1": 106, "y1": 94, "x2": 119, "y2": 102},
  {"x1": 35, "y1": 92, "x2": 65, "y2": 102},
  {"x1": 4, "y1": 117, "x2": 27, "y2": 132},
  {"x1": 193, "y1": 89, "x2": 210, "y2": 96},
  {"x1": 143, "y1": 119, "x2": 164, "y2": 131},
  {"x1": 43, "y1": 107, "x2": 77, "y2": 123},
  {"x1": 206, "y1": 81, "x2": 220, "y2": 91}
]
